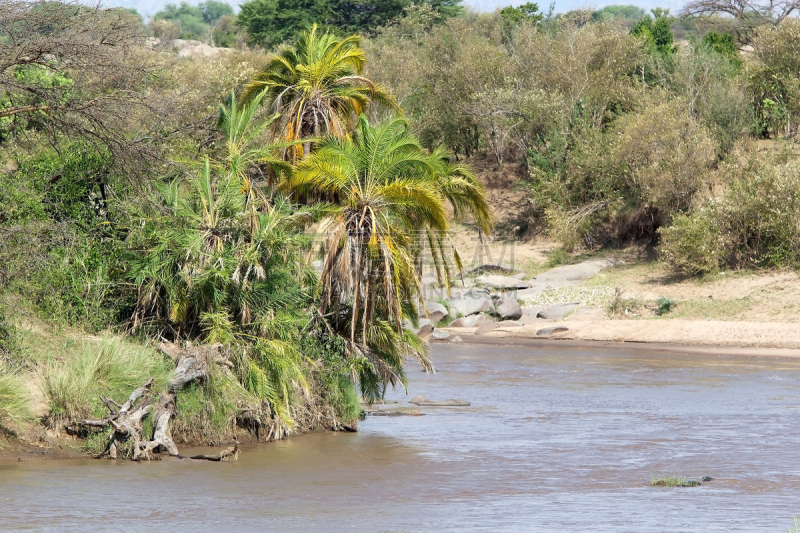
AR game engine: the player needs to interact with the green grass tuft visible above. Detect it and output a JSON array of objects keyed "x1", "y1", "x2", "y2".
[
  {"x1": 42, "y1": 337, "x2": 171, "y2": 425},
  {"x1": 0, "y1": 361, "x2": 32, "y2": 434},
  {"x1": 655, "y1": 296, "x2": 677, "y2": 316},
  {"x1": 650, "y1": 474, "x2": 710, "y2": 487}
]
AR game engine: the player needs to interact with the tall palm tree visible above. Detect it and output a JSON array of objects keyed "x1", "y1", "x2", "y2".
[
  {"x1": 283, "y1": 115, "x2": 493, "y2": 399},
  {"x1": 239, "y1": 24, "x2": 399, "y2": 159}
]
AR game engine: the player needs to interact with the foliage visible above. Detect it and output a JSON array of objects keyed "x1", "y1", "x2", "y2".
[
  {"x1": 660, "y1": 146, "x2": 800, "y2": 273},
  {"x1": 286, "y1": 115, "x2": 491, "y2": 399},
  {"x1": 241, "y1": 24, "x2": 399, "y2": 160},
  {"x1": 151, "y1": 1, "x2": 236, "y2": 45},
  {"x1": 0, "y1": 366, "x2": 31, "y2": 434},
  {"x1": 631, "y1": 8, "x2": 676, "y2": 56},
  {"x1": 0, "y1": 144, "x2": 133, "y2": 331},
  {"x1": 655, "y1": 296, "x2": 676, "y2": 315},
  {"x1": 750, "y1": 20, "x2": 800, "y2": 138},
  {"x1": 42, "y1": 337, "x2": 171, "y2": 425},
  {"x1": 237, "y1": 0, "x2": 463, "y2": 48},
  {"x1": 593, "y1": 5, "x2": 646, "y2": 21}
]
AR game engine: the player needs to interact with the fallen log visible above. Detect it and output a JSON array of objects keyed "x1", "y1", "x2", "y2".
[{"x1": 189, "y1": 442, "x2": 240, "y2": 462}]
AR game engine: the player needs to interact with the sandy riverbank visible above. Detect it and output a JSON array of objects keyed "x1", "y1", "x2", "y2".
[{"x1": 438, "y1": 332, "x2": 800, "y2": 359}]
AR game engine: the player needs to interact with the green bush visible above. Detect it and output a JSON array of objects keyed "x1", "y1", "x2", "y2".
[
  {"x1": 660, "y1": 146, "x2": 800, "y2": 273},
  {"x1": 659, "y1": 210, "x2": 725, "y2": 274}
]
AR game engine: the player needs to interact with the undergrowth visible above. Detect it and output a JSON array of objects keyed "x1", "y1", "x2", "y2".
[{"x1": 42, "y1": 337, "x2": 171, "y2": 426}]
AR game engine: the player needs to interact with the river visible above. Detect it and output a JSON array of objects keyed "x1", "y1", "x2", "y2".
[{"x1": 3, "y1": 340, "x2": 800, "y2": 531}]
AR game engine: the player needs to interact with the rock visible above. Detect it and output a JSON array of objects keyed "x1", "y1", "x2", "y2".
[
  {"x1": 468, "y1": 264, "x2": 515, "y2": 275},
  {"x1": 474, "y1": 322, "x2": 498, "y2": 336},
  {"x1": 403, "y1": 318, "x2": 434, "y2": 339},
  {"x1": 449, "y1": 335, "x2": 463, "y2": 343},
  {"x1": 512, "y1": 272, "x2": 526, "y2": 280},
  {"x1": 476, "y1": 274, "x2": 531, "y2": 290},
  {"x1": 516, "y1": 258, "x2": 621, "y2": 300},
  {"x1": 409, "y1": 395, "x2": 471, "y2": 406},
  {"x1": 422, "y1": 302, "x2": 449, "y2": 324},
  {"x1": 448, "y1": 314, "x2": 495, "y2": 328},
  {"x1": 162, "y1": 39, "x2": 231, "y2": 59},
  {"x1": 495, "y1": 294, "x2": 522, "y2": 320},
  {"x1": 446, "y1": 288, "x2": 495, "y2": 317},
  {"x1": 537, "y1": 303, "x2": 580, "y2": 320},
  {"x1": 497, "y1": 320, "x2": 524, "y2": 328},
  {"x1": 536, "y1": 326, "x2": 569, "y2": 336},
  {"x1": 431, "y1": 330, "x2": 451, "y2": 340}
]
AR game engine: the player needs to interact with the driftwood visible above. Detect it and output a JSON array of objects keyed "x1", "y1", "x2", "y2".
[
  {"x1": 158, "y1": 341, "x2": 233, "y2": 391},
  {"x1": 75, "y1": 342, "x2": 240, "y2": 461},
  {"x1": 79, "y1": 379, "x2": 180, "y2": 460},
  {"x1": 190, "y1": 442, "x2": 240, "y2": 462}
]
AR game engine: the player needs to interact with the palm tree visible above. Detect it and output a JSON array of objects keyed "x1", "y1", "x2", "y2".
[
  {"x1": 239, "y1": 24, "x2": 399, "y2": 159},
  {"x1": 283, "y1": 115, "x2": 493, "y2": 399}
]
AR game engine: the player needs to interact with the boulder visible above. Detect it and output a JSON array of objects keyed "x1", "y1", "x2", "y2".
[
  {"x1": 431, "y1": 330, "x2": 451, "y2": 340},
  {"x1": 403, "y1": 318, "x2": 434, "y2": 339},
  {"x1": 536, "y1": 326, "x2": 569, "y2": 336},
  {"x1": 449, "y1": 335, "x2": 463, "y2": 343},
  {"x1": 497, "y1": 320, "x2": 524, "y2": 328},
  {"x1": 446, "y1": 288, "x2": 494, "y2": 316},
  {"x1": 476, "y1": 274, "x2": 531, "y2": 290},
  {"x1": 537, "y1": 303, "x2": 580, "y2": 320},
  {"x1": 495, "y1": 294, "x2": 522, "y2": 320},
  {"x1": 422, "y1": 301, "x2": 449, "y2": 324},
  {"x1": 448, "y1": 314, "x2": 495, "y2": 328},
  {"x1": 474, "y1": 322, "x2": 498, "y2": 336}
]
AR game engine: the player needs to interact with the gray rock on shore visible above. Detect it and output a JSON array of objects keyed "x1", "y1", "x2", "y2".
[
  {"x1": 537, "y1": 303, "x2": 580, "y2": 320},
  {"x1": 448, "y1": 314, "x2": 495, "y2": 328},
  {"x1": 495, "y1": 294, "x2": 523, "y2": 320},
  {"x1": 446, "y1": 288, "x2": 495, "y2": 317},
  {"x1": 422, "y1": 301, "x2": 449, "y2": 324}
]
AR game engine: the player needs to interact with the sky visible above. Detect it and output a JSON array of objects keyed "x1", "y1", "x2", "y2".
[{"x1": 105, "y1": 0, "x2": 687, "y2": 19}]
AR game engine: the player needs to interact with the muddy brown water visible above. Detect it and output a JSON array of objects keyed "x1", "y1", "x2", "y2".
[{"x1": 3, "y1": 341, "x2": 800, "y2": 531}]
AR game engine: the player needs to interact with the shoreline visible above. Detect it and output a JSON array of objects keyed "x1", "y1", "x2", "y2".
[
  {"x1": 7, "y1": 326, "x2": 800, "y2": 463},
  {"x1": 437, "y1": 332, "x2": 800, "y2": 359}
]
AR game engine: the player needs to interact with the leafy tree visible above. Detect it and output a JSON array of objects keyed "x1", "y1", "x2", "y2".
[
  {"x1": 681, "y1": 0, "x2": 800, "y2": 43},
  {"x1": 237, "y1": 0, "x2": 463, "y2": 47},
  {"x1": 199, "y1": 0, "x2": 233, "y2": 24},
  {"x1": 631, "y1": 8, "x2": 676, "y2": 55},
  {"x1": 240, "y1": 24, "x2": 399, "y2": 159},
  {"x1": 703, "y1": 30, "x2": 742, "y2": 66},
  {"x1": 130, "y1": 96, "x2": 322, "y2": 416},
  {"x1": 592, "y1": 5, "x2": 646, "y2": 21},
  {"x1": 0, "y1": 1, "x2": 160, "y2": 170},
  {"x1": 284, "y1": 116, "x2": 490, "y2": 399},
  {"x1": 152, "y1": 2, "x2": 210, "y2": 41},
  {"x1": 500, "y1": 2, "x2": 543, "y2": 26}
]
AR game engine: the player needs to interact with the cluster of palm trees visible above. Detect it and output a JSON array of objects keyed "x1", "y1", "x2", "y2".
[{"x1": 132, "y1": 24, "x2": 493, "y2": 414}]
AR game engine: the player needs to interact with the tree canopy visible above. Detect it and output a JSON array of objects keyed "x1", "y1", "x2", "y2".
[{"x1": 237, "y1": 0, "x2": 463, "y2": 47}]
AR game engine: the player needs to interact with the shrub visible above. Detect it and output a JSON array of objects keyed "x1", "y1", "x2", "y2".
[
  {"x1": 659, "y1": 210, "x2": 725, "y2": 274},
  {"x1": 660, "y1": 145, "x2": 800, "y2": 273}
]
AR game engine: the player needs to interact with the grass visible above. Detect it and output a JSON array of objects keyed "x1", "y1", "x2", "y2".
[
  {"x1": 788, "y1": 516, "x2": 800, "y2": 533},
  {"x1": 655, "y1": 296, "x2": 677, "y2": 316},
  {"x1": 0, "y1": 361, "x2": 32, "y2": 434},
  {"x1": 650, "y1": 475, "x2": 711, "y2": 487},
  {"x1": 41, "y1": 336, "x2": 171, "y2": 425}
]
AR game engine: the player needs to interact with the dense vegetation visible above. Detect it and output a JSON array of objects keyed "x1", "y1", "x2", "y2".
[
  {"x1": 0, "y1": 1, "x2": 488, "y2": 449},
  {"x1": 3, "y1": 0, "x2": 800, "y2": 450}
]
